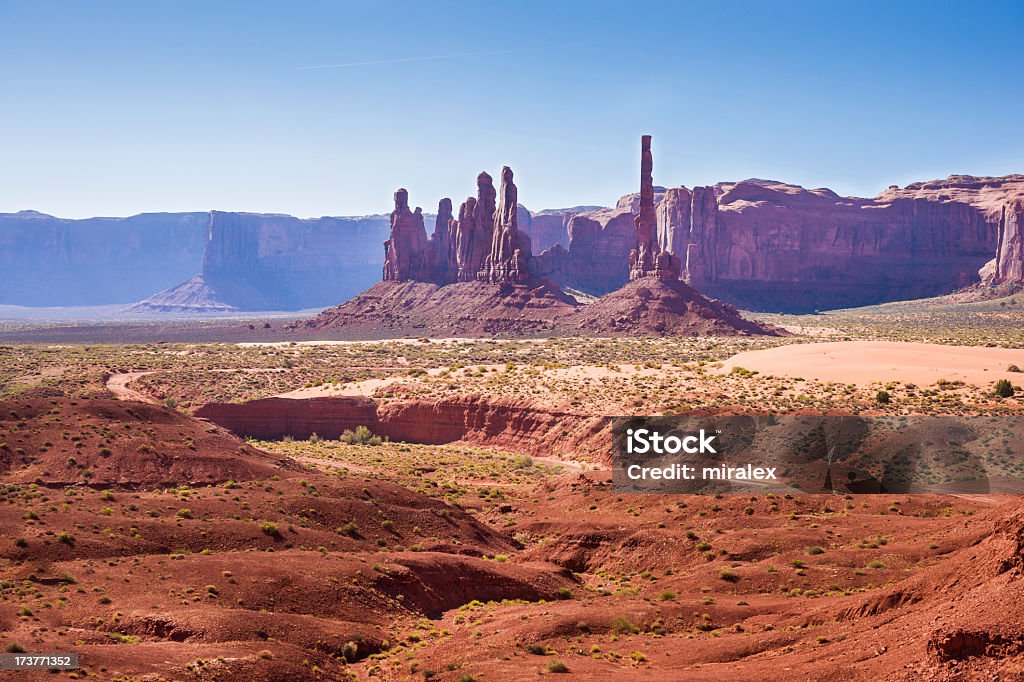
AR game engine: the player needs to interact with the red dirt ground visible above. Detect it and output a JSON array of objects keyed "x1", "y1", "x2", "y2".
[{"x1": 2, "y1": 397, "x2": 1022, "y2": 681}]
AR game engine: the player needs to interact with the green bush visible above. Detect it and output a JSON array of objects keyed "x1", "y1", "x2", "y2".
[
  {"x1": 995, "y1": 379, "x2": 1015, "y2": 398},
  {"x1": 340, "y1": 425, "x2": 382, "y2": 446}
]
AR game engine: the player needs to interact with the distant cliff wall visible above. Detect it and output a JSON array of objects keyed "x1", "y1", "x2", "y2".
[
  {"x1": 136, "y1": 210, "x2": 392, "y2": 311},
  {"x1": 0, "y1": 211, "x2": 208, "y2": 306}
]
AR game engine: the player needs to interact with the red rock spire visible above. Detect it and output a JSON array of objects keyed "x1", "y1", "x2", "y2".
[{"x1": 629, "y1": 135, "x2": 680, "y2": 281}]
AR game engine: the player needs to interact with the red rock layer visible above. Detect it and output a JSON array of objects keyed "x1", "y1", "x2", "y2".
[{"x1": 194, "y1": 395, "x2": 611, "y2": 462}]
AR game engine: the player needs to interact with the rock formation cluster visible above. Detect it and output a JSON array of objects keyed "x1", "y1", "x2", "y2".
[
  {"x1": 380, "y1": 167, "x2": 532, "y2": 286},
  {"x1": 130, "y1": 141, "x2": 1024, "y2": 317}
]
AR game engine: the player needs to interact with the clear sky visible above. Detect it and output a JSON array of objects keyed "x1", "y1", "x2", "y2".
[{"x1": 2, "y1": 0, "x2": 1022, "y2": 218}]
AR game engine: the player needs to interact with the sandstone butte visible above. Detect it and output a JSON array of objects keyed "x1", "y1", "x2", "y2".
[
  {"x1": 552, "y1": 173, "x2": 1024, "y2": 312},
  {"x1": 304, "y1": 136, "x2": 777, "y2": 337}
]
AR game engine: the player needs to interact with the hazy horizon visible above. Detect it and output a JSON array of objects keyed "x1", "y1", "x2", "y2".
[{"x1": 2, "y1": 0, "x2": 1022, "y2": 219}]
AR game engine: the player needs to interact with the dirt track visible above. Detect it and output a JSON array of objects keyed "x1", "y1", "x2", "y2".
[{"x1": 105, "y1": 371, "x2": 158, "y2": 403}]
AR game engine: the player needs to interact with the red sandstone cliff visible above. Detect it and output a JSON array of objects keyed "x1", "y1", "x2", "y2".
[
  {"x1": 539, "y1": 175, "x2": 1023, "y2": 312},
  {"x1": 874, "y1": 175, "x2": 1024, "y2": 288},
  {"x1": 194, "y1": 395, "x2": 611, "y2": 462}
]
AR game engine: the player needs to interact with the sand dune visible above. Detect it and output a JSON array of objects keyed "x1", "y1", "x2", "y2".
[{"x1": 720, "y1": 340, "x2": 1024, "y2": 386}]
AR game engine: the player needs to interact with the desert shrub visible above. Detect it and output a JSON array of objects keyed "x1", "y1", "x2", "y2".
[
  {"x1": 547, "y1": 660, "x2": 569, "y2": 673},
  {"x1": 1008, "y1": 364, "x2": 1022, "y2": 373},
  {"x1": 995, "y1": 379, "x2": 1015, "y2": 398},
  {"x1": 525, "y1": 643, "x2": 547, "y2": 655},
  {"x1": 260, "y1": 521, "x2": 282, "y2": 539},
  {"x1": 340, "y1": 425, "x2": 382, "y2": 446},
  {"x1": 512, "y1": 454, "x2": 533, "y2": 469},
  {"x1": 807, "y1": 546, "x2": 825, "y2": 555},
  {"x1": 875, "y1": 390, "x2": 890, "y2": 404},
  {"x1": 611, "y1": 617, "x2": 639, "y2": 634},
  {"x1": 719, "y1": 568, "x2": 739, "y2": 582}
]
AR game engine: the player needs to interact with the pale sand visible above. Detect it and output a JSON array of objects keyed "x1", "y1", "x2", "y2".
[
  {"x1": 275, "y1": 377, "x2": 410, "y2": 399},
  {"x1": 273, "y1": 363, "x2": 661, "y2": 399},
  {"x1": 719, "y1": 341, "x2": 1024, "y2": 387},
  {"x1": 275, "y1": 367, "x2": 454, "y2": 398}
]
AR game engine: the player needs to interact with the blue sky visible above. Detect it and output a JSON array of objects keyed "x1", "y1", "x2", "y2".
[{"x1": 1, "y1": 0, "x2": 1022, "y2": 218}]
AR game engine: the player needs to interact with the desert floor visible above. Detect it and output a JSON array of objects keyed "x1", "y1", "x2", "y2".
[{"x1": 0, "y1": 292, "x2": 1023, "y2": 680}]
